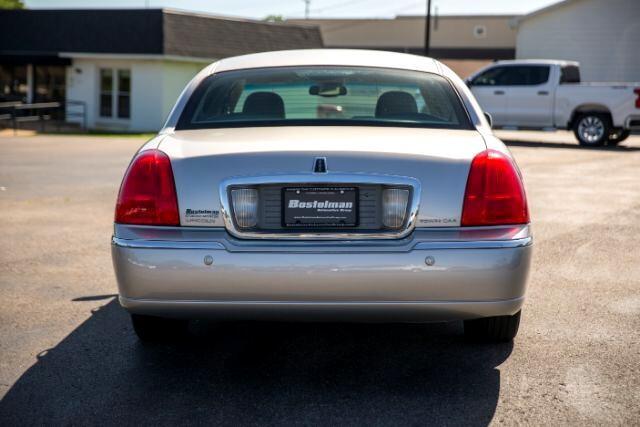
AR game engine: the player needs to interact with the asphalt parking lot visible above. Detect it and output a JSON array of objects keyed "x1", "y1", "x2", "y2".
[{"x1": 0, "y1": 131, "x2": 639, "y2": 425}]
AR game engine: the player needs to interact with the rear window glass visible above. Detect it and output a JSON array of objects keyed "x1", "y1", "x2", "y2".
[{"x1": 176, "y1": 66, "x2": 472, "y2": 130}]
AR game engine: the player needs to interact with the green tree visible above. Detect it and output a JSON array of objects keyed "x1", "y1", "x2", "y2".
[
  {"x1": 263, "y1": 14, "x2": 284, "y2": 23},
  {"x1": 0, "y1": 0, "x2": 25, "y2": 9}
]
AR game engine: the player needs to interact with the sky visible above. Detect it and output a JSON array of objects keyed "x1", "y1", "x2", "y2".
[{"x1": 24, "y1": 0, "x2": 561, "y2": 19}]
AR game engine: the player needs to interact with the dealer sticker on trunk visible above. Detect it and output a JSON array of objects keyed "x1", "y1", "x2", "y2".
[{"x1": 185, "y1": 208, "x2": 219, "y2": 224}]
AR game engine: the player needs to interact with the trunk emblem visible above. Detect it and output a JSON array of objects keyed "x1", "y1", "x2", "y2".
[{"x1": 313, "y1": 157, "x2": 327, "y2": 173}]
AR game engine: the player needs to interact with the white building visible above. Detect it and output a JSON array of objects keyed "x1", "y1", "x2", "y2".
[
  {"x1": 516, "y1": 0, "x2": 640, "y2": 81},
  {"x1": 63, "y1": 55, "x2": 206, "y2": 132},
  {"x1": 0, "y1": 9, "x2": 323, "y2": 132}
]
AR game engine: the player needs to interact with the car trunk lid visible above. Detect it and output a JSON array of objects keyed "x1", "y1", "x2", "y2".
[{"x1": 158, "y1": 126, "x2": 487, "y2": 229}]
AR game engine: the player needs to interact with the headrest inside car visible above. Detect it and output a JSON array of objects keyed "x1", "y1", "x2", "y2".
[
  {"x1": 242, "y1": 92, "x2": 285, "y2": 119},
  {"x1": 375, "y1": 91, "x2": 418, "y2": 117}
]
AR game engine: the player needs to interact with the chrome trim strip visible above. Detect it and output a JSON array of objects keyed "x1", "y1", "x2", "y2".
[
  {"x1": 112, "y1": 237, "x2": 225, "y2": 250},
  {"x1": 121, "y1": 296, "x2": 525, "y2": 306},
  {"x1": 413, "y1": 236, "x2": 532, "y2": 250},
  {"x1": 112, "y1": 235, "x2": 531, "y2": 250},
  {"x1": 218, "y1": 173, "x2": 422, "y2": 240},
  {"x1": 114, "y1": 223, "x2": 530, "y2": 240}
]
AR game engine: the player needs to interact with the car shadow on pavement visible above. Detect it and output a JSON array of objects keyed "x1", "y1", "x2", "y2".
[
  {"x1": 0, "y1": 298, "x2": 512, "y2": 426},
  {"x1": 502, "y1": 139, "x2": 640, "y2": 151}
]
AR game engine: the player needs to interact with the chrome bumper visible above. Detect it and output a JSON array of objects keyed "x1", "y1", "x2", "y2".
[{"x1": 112, "y1": 224, "x2": 532, "y2": 322}]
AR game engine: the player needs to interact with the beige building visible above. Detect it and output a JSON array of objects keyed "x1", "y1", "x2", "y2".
[{"x1": 288, "y1": 15, "x2": 519, "y2": 77}]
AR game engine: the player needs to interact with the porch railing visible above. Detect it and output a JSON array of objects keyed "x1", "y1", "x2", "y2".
[{"x1": 0, "y1": 100, "x2": 87, "y2": 134}]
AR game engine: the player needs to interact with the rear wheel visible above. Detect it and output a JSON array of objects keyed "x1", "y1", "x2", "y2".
[
  {"x1": 573, "y1": 113, "x2": 611, "y2": 147},
  {"x1": 607, "y1": 128, "x2": 630, "y2": 146},
  {"x1": 464, "y1": 310, "x2": 521, "y2": 342},
  {"x1": 131, "y1": 313, "x2": 189, "y2": 342}
]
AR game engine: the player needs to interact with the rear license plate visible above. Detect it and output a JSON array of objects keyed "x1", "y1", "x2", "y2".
[{"x1": 283, "y1": 187, "x2": 358, "y2": 227}]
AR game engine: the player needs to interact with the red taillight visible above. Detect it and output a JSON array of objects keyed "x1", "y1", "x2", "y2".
[
  {"x1": 115, "y1": 149, "x2": 180, "y2": 226},
  {"x1": 461, "y1": 149, "x2": 529, "y2": 226},
  {"x1": 634, "y1": 88, "x2": 640, "y2": 109}
]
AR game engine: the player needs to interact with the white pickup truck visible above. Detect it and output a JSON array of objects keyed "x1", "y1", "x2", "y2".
[{"x1": 466, "y1": 60, "x2": 640, "y2": 146}]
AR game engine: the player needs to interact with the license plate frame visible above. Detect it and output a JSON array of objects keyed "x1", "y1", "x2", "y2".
[{"x1": 282, "y1": 186, "x2": 358, "y2": 228}]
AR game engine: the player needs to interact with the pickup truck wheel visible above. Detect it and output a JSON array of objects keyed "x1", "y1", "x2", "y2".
[
  {"x1": 607, "y1": 129, "x2": 631, "y2": 146},
  {"x1": 464, "y1": 310, "x2": 521, "y2": 342},
  {"x1": 131, "y1": 313, "x2": 189, "y2": 342},
  {"x1": 574, "y1": 114, "x2": 610, "y2": 147}
]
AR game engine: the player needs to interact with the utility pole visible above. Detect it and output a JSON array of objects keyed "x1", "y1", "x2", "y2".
[
  {"x1": 424, "y1": 0, "x2": 432, "y2": 57},
  {"x1": 303, "y1": 0, "x2": 311, "y2": 19}
]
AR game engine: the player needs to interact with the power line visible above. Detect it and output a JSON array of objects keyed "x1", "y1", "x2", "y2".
[
  {"x1": 319, "y1": 1, "x2": 423, "y2": 33},
  {"x1": 281, "y1": 0, "x2": 417, "y2": 19},
  {"x1": 312, "y1": 0, "x2": 371, "y2": 14},
  {"x1": 224, "y1": 0, "x2": 423, "y2": 20}
]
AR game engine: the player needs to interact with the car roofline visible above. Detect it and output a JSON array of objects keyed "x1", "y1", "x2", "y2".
[{"x1": 211, "y1": 49, "x2": 439, "y2": 75}]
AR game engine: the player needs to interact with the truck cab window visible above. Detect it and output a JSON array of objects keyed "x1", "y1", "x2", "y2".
[
  {"x1": 473, "y1": 65, "x2": 550, "y2": 86},
  {"x1": 471, "y1": 66, "x2": 507, "y2": 86},
  {"x1": 502, "y1": 66, "x2": 550, "y2": 86},
  {"x1": 560, "y1": 65, "x2": 581, "y2": 84}
]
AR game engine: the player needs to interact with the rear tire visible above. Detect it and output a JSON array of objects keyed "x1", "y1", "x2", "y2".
[
  {"x1": 573, "y1": 113, "x2": 611, "y2": 147},
  {"x1": 607, "y1": 128, "x2": 630, "y2": 146},
  {"x1": 131, "y1": 313, "x2": 189, "y2": 342},
  {"x1": 464, "y1": 310, "x2": 521, "y2": 342}
]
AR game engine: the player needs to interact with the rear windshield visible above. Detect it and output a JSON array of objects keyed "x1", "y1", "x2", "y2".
[{"x1": 176, "y1": 66, "x2": 472, "y2": 130}]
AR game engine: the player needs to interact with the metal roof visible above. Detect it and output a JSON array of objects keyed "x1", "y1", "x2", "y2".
[{"x1": 0, "y1": 9, "x2": 323, "y2": 62}]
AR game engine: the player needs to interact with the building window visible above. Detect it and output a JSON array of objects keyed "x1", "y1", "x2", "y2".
[
  {"x1": 473, "y1": 25, "x2": 487, "y2": 38},
  {"x1": 117, "y1": 70, "x2": 130, "y2": 119},
  {"x1": 99, "y1": 69, "x2": 113, "y2": 117},
  {"x1": 0, "y1": 65, "x2": 28, "y2": 102},
  {"x1": 34, "y1": 65, "x2": 66, "y2": 103},
  {"x1": 99, "y1": 68, "x2": 130, "y2": 119}
]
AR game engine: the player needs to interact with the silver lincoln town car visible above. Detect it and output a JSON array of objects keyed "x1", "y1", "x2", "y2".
[{"x1": 112, "y1": 49, "x2": 532, "y2": 343}]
